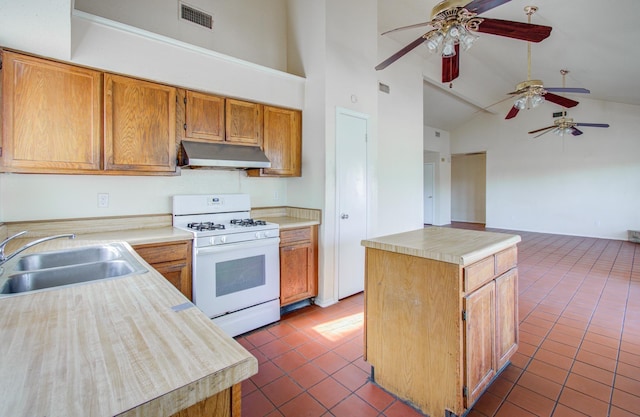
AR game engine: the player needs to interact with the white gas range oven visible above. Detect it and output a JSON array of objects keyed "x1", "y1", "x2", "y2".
[{"x1": 172, "y1": 194, "x2": 280, "y2": 337}]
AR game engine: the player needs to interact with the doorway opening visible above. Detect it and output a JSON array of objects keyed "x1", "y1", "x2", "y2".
[{"x1": 451, "y1": 152, "x2": 486, "y2": 225}]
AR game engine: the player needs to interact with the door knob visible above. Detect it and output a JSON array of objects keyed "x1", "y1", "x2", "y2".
[{"x1": 341, "y1": 214, "x2": 349, "y2": 219}]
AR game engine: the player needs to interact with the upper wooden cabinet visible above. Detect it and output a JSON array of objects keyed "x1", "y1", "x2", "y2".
[
  {"x1": 225, "y1": 98, "x2": 263, "y2": 146},
  {"x1": 0, "y1": 50, "x2": 103, "y2": 173},
  {"x1": 247, "y1": 106, "x2": 301, "y2": 177},
  {"x1": 104, "y1": 73, "x2": 177, "y2": 173},
  {"x1": 180, "y1": 89, "x2": 225, "y2": 143}
]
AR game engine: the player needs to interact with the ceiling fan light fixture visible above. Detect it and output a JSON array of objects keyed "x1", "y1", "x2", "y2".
[
  {"x1": 425, "y1": 31, "x2": 444, "y2": 52},
  {"x1": 459, "y1": 30, "x2": 478, "y2": 51},
  {"x1": 442, "y1": 39, "x2": 457, "y2": 57},
  {"x1": 530, "y1": 94, "x2": 545, "y2": 108},
  {"x1": 553, "y1": 126, "x2": 572, "y2": 137},
  {"x1": 514, "y1": 96, "x2": 528, "y2": 110}
]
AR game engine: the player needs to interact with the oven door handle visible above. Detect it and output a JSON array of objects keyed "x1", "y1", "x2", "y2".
[{"x1": 195, "y1": 237, "x2": 280, "y2": 255}]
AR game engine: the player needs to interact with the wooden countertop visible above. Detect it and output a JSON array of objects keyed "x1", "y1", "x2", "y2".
[
  {"x1": 0, "y1": 239, "x2": 257, "y2": 417},
  {"x1": 258, "y1": 215, "x2": 320, "y2": 230},
  {"x1": 252, "y1": 207, "x2": 321, "y2": 230},
  {"x1": 361, "y1": 226, "x2": 521, "y2": 266}
]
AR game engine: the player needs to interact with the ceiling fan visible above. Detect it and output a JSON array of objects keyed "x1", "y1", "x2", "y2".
[
  {"x1": 504, "y1": 7, "x2": 590, "y2": 119},
  {"x1": 528, "y1": 111, "x2": 610, "y2": 138},
  {"x1": 375, "y1": 0, "x2": 552, "y2": 83}
]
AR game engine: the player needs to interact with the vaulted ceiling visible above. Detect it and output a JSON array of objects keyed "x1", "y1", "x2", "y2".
[{"x1": 377, "y1": 0, "x2": 640, "y2": 131}]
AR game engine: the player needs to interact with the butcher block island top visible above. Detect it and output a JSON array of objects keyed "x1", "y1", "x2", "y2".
[
  {"x1": 361, "y1": 226, "x2": 521, "y2": 265},
  {"x1": 0, "y1": 239, "x2": 257, "y2": 417},
  {"x1": 361, "y1": 227, "x2": 521, "y2": 417}
]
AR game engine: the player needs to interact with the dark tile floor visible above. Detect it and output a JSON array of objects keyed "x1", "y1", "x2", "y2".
[{"x1": 236, "y1": 224, "x2": 640, "y2": 416}]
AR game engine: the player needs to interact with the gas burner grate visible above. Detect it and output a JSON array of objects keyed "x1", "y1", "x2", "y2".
[
  {"x1": 187, "y1": 222, "x2": 226, "y2": 231},
  {"x1": 230, "y1": 218, "x2": 267, "y2": 227}
]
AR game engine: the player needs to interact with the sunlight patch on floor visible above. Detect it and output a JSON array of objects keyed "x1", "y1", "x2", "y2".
[{"x1": 311, "y1": 312, "x2": 363, "y2": 342}]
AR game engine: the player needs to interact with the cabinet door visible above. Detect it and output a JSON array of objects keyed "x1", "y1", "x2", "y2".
[
  {"x1": 261, "y1": 106, "x2": 301, "y2": 177},
  {"x1": 184, "y1": 90, "x2": 225, "y2": 142},
  {"x1": 280, "y1": 227, "x2": 317, "y2": 306},
  {"x1": 104, "y1": 73, "x2": 177, "y2": 172},
  {"x1": 153, "y1": 260, "x2": 192, "y2": 301},
  {"x1": 464, "y1": 281, "x2": 495, "y2": 408},
  {"x1": 225, "y1": 98, "x2": 262, "y2": 146},
  {"x1": 280, "y1": 242, "x2": 313, "y2": 306},
  {"x1": 133, "y1": 241, "x2": 192, "y2": 300},
  {"x1": 495, "y1": 268, "x2": 518, "y2": 370},
  {"x1": 1, "y1": 51, "x2": 102, "y2": 172}
]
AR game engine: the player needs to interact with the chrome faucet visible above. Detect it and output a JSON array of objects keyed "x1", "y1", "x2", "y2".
[{"x1": 0, "y1": 231, "x2": 76, "y2": 267}]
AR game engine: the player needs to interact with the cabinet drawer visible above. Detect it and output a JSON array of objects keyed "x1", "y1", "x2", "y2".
[
  {"x1": 464, "y1": 256, "x2": 495, "y2": 293},
  {"x1": 495, "y1": 246, "x2": 517, "y2": 276},
  {"x1": 280, "y1": 227, "x2": 311, "y2": 245},
  {"x1": 134, "y1": 241, "x2": 190, "y2": 264}
]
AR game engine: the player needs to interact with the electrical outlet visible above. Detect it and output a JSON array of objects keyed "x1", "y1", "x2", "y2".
[
  {"x1": 97, "y1": 193, "x2": 109, "y2": 208},
  {"x1": 274, "y1": 191, "x2": 280, "y2": 201}
]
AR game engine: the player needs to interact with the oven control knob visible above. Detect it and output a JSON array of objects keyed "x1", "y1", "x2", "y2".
[
  {"x1": 211, "y1": 236, "x2": 226, "y2": 245},
  {"x1": 255, "y1": 231, "x2": 266, "y2": 239}
]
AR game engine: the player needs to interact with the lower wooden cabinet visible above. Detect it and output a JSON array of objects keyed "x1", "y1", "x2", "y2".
[
  {"x1": 133, "y1": 240, "x2": 192, "y2": 300},
  {"x1": 279, "y1": 225, "x2": 318, "y2": 306},
  {"x1": 364, "y1": 244, "x2": 519, "y2": 417},
  {"x1": 464, "y1": 248, "x2": 519, "y2": 408},
  {"x1": 169, "y1": 383, "x2": 241, "y2": 417}
]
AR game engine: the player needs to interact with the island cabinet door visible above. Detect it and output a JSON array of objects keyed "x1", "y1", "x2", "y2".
[
  {"x1": 495, "y1": 268, "x2": 519, "y2": 370},
  {"x1": 464, "y1": 281, "x2": 496, "y2": 408}
]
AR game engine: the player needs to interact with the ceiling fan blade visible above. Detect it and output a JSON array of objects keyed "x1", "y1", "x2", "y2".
[
  {"x1": 464, "y1": 0, "x2": 511, "y2": 15},
  {"x1": 544, "y1": 92, "x2": 579, "y2": 108},
  {"x1": 442, "y1": 44, "x2": 460, "y2": 83},
  {"x1": 375, "y1": 36, "x2": 426, "y2": 70},
  {"x1": 571, "y1": 128, "x2": 584, "y2": 136},
  {"x1": 576, "y1": 123, "x2": 610, "y2": 128},
  {"x1": 533, "y1": 128, "x2": 555, "y2": 138},
  {"x1": 476, "y1": 18, "x2": 552, "y2": 43},
  {"x1": 505, "y1": 106, "x2": 520, "y2": 120},
  {"x1": 381, "y1": 21, "x2": 432, "y2": 36},
  {"x1": 545, "y1": 87, "x2": 591, "y2": 94},
  {"x1": 528, "y1": 125, "x2": 555, "y2": 134}
]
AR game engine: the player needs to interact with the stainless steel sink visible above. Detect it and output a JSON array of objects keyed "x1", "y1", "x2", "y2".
[
  {"x1": 0, "y1": 243, "x2": 147, "y2": 296},
  {"x1": 16, "y1": 245, "x2": 121, "y2": 271},
  {"x1": 4, "y1": 260, "x2": 138, "y2": 293}
]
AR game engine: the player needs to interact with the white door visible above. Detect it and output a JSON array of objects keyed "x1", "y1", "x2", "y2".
[
  {"x1": 336, "y1": 108, "x2": 368, "y2": 299},
  {"x1": 423, "y1": 163, "x2": 434, "y2": 225}
]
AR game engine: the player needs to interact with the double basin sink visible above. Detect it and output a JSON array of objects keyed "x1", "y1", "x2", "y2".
[{"x1": 0, "y1": 243, "x2": 148, "y2": 296}]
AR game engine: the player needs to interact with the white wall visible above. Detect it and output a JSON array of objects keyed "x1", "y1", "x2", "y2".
[
  {"x1": 74, "y1": 0, "x2": 288, "y2": 71},
  {"x1": 451, "y1": 97, "x2": 640, "y2": 240},
  {"x1": 0, "y1": 0, "x2": 71, "y2": 59},
  {"x1": 375, "y1": 36, "x2": 424, "y2": 237},
  {"x1": 70, "y1": 12, "x2": 304, "y2": 109},
  {"x1": 0, "y1": 171, "x2": 286, "y2": 221},
  {"x1": 424, "y1": 125, "x2": 452, "y2": 226}
]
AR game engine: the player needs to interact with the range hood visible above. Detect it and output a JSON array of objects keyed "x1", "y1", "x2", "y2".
[{"x1": 180, "y1": 140, "x2": 271, "y2": 169}]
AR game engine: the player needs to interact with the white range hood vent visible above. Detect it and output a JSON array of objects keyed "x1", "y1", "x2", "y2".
[{"x1": 179, "y1": 140, "x2": 271, "y2": 169}]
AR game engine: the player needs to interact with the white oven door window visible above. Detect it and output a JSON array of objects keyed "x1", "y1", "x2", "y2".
[
  {"x1": 216, "y1": 255, "x2": 265, "y2": 296},
  {"x1": 193, "y1": 238, "x2": 279, "y2": 318}
]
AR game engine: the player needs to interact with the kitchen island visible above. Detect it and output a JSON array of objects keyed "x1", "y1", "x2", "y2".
[
  {"x1": 0, "y1": 239, "x2": 257, "y2": 417},
  {"x1": 361, "y1": 226, "x2": 521, "y2": 417}
]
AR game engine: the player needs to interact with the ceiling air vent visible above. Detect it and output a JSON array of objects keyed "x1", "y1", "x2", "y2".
[
  {"x1": 180, "y1": 2, "x2": 213, "y2": 29},
  {"x1": 378, "y1": 82, "x2": 390, "y2": 94}
]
